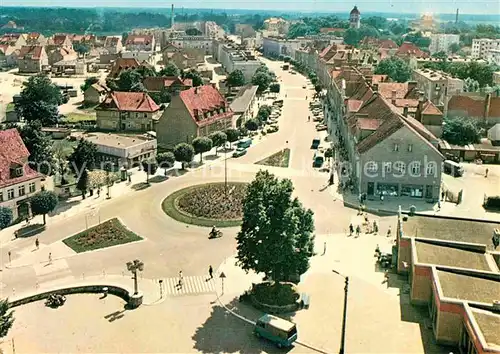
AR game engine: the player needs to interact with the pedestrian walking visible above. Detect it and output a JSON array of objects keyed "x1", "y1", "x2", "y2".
[
  {"x1": 387, "y1": 226, "x2": 392, "y2": 238},
  {"x1": 355, "y1": 225, "x2": 361, "y2": 237},
  {"x1": 178, "y1": 270, "x2": 183, "y2": 288},
  {"x1": 485, "y1": 168, "x2": 489, "y2": 178},
  {"x1": 97, "y1": 188, "x2": 101, "y2": 197},
  {"x1": 208, "y1": 265, "x2": 213, "y2": 279},
  {"x1": 437, "y1": 200, "x2": 441, "y2": 211},
  {"x1": 441, "y1": 191, "x2": 445, "y2": 201},
  {"x1": 373, "y1": 220, "x2": 378, "y2": 234},
  {"x1": 322, "y1": 241, "x2": 326, "y2": 256},
  {"x1": 35, "y1": 237, "x2": 39, "y2": 250},
  {"x1": 349, "y1": 223, "x2": 354, "y2": 236},
  {"x1": 48, "y1": 252, "x2": 52, "y2": 264}
]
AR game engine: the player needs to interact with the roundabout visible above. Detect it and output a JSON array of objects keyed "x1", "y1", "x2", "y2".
[{"x1": 161, "y1": 182, "x2": 248, "y2": 228}]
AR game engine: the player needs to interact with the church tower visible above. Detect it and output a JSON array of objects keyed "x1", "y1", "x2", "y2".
[{"x1": 349, "y1": 6, "x2": 361, "y2": 29}]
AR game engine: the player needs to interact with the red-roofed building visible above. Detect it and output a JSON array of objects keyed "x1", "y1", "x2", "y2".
[
  {"x1": 0, "y1": 33, "x2": 27, "y2": 48},
  {"x1": 125, "y1": 35, "x2": 155, "y2": 52},
  {"x1": 108, "y1": 57, "x2": 141, "y2": 78},
  {"x1": 0, "y1": 129, "x2": 44, "y2": 220},
  {"x1": 104, "y1": 36, "x2": 123, "y2": 54},
  {"x1": 396, "y1": 42, "x2": 429, "y2": 59},
  {"x1": 24, "y1": 32, "x2": 47, "y2": 46},
  {"x1": 143, "y1": 76, "x2": 192, "y2": 93},
  {"x1": 96, "y1": 92, "x2": 161, "y2": 132},
  {"x1": 156, "y1": 85, "x2": 233, "y2": 148},
  {"x1": 17, "y1": 45, "x2": 48, "y2": 73},
  {"x1": 448, "y1": 93, "x2": 500, "y2": 125},
  {"x1": 47, "y1": 34, "x2": 73, "y2": 50},
  {"x1": 0, "y1": 44, "x2": 19, "y2": 67}
]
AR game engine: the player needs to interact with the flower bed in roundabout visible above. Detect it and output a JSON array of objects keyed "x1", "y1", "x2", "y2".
[{"x1": 161, "y1": 182, "x2": 248, "y2": 227}]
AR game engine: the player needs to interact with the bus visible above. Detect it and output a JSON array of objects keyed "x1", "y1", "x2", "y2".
[
  {"x1": 443, "y1": 160, "x2": 464, "y2": 177},
  {"x1": 237, "y1": 138, "x2": 252, "y2": 149}
]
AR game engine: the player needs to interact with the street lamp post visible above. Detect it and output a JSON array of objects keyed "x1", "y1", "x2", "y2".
[
  {"x1": 332, "y1": 269, "x2": 349, "y2": 354},
  {"x1": 126, "y1": 259, "x2": 144, "y2": 295}
]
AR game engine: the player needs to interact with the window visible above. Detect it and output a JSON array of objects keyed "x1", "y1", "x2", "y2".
[
  {"x1": 366, "y1": 161, "x2": 377, "y2": 173},
  {"x1": 426, "y1": 163, "x2": 436, "y2": 176},
  {"x1": 394, "y1": 161, "x2": 406, "y2": 174},
  {"x1": 18, "y1": 185, "x2": 25, "y2": 196},
  {"x1": 7, "y1": 189, "x2": 15, "y2": 200},
  {"x1": 0, "y1": 192, "x2": 3, "y2": 202},
  {"x1": 407, "y1": 144, "x2": 413, "y2": 152},
  {"x1": 384, "y1": 162, "x2": 392, "y2": 173},
  {"x1": 393, "y1": 143, "x2": 399, "y2": 152},
  {"x1": 410, "y1": 162, "x2": 421, "y2": 175},
  {"x1": 29, "y1": 182, "x2": 36, "y2": 193}
]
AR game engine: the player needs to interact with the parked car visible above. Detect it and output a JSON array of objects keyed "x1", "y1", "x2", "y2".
[
  {"x1": 233, "y1": 147, "x2": 248, "y2": 157},
  {"x1": 316, "y1": 124, "x2": 327, "y2": 131},
  {"x1": 302, "y1": 85, "x2": 306, "y2": 89}
]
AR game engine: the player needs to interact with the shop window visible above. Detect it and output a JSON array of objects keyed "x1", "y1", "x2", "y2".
[
  {"x1": 376, "y1": 183, "x2": 398, "y2": 196},
  {"x1": 400, "y1": 184, "x2": 424, "y2": 198}
]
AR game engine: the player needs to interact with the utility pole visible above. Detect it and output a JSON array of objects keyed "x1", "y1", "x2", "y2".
[
  {"x1": 126, "y1": 259, "x2": 144, "y2": 295},
  {"x1": 219, "y1": 272, "x2": 226, "y2": 295},
  {"x1": 339, "y1": 276, "x2": 349, "y2": 354}
]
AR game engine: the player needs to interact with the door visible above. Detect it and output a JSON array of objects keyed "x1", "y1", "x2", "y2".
[
  {"x1": 425, "y1": 185, "x2": 433, "y2": 199},
  {"x1": 121, "y1": 123, "x2": 126, "y2": 130},
  {"x1": 367, "y1": 182, "x2": 374, "y2": 196}
]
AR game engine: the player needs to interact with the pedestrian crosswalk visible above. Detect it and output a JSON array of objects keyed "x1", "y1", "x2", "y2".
[{"x1": 162, "y1": 275, "x2": 216, "y2": 297}]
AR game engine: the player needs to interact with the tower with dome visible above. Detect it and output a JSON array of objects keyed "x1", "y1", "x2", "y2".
[{"x1": 349, "y1": 6, "x2": 361, "y2": 29}]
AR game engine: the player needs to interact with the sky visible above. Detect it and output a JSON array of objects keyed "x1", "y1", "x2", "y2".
[{"x1": 1, "y1": 0, "x2": 499, "y2": 15}]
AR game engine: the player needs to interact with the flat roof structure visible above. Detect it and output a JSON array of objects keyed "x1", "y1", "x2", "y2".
[
  {"x1": 436, "y1": 269, "x2": 500, "y2": 304},
  {"x1": 470, "y1": 308, "x2": 500, "y2": 350},
  {"x1": 402, "y1": 215, "x2": 500, "y2": 250},
  {"x1": 415, "y1": 240, "x2": 493, "y2": 271},
  {"x1": 229, "y1": 85, "x2": 258, "y2": 113},
  {"x1": 84, "y1": 133, "x2": 153, "y2": 149}
]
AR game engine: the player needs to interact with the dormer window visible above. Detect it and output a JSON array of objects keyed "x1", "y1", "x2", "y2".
[{"x1": 10, "y1": 166, "x2": 23, "y2": 179}]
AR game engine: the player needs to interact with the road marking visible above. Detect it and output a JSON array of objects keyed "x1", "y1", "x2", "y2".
[{"x1": 164, "y1": 275, "x2": 215, "y2": 296}]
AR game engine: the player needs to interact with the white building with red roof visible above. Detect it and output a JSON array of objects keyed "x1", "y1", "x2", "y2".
[
  {"x1": 17, "y1": 45, "x2": 48, "y2": 73},
  {"x1": 156, "y1": 84, "x2": 233, "y2": 149},
  {"x1": 125, "y1": 35, "x2": 155, "y2": 52},
  {"x1": 0, "y1": 129, "x2": 44, "y2": 221},
  {"x1": 96, "y1": 91, "x2": 161, "y2": 132}
]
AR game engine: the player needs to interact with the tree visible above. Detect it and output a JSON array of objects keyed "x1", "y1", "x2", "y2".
[
  {"x1": 324, "y1": 147, "x2": 333, "y2": 161},
  {"x1": 269, "y1": 83, "x2": 280, "y2": 93},
  {"x1": 186, "y1": 28, "x2": 202, "y2": 35},
  {"x1": 0, "y1": 298, "x2": 14, "y2": 338},
  {"x1": 192, "y1": 136, "x2": 213, "y2": 163},
  {"x1": 432, "y1": 51, "x2": 447, "y2": 60},
  {"x1": 252, "y1": 71, "x2": 272, "y2": 93},
  {"x1": 150, "y1": 88, "x2": 171, "y2": 105},
  {"x1": 236, "y1": 170, "x2": 315, "y2": 283},
  {"x1": 314, "y1": 85, "x2": 322, "y2": 94},
  {"x1": 114, "y1": 69, "x2": 146, "y2": 92},
  {"x1": 0, "y1": 207, "x2": 13, "y2": 229},
  {"x1": 76, "y1": 168, "x2": 89, "y2": 199},
  {"x1": 159, "y1": 62, "x2": 180, "y2": 77},
  {"x1": 449, "y1": 42, "x2": 460, "y2": 54},
  {"x1": 19, "y1": 121, "x2": 54, "y2": 175},
  {"x1": 464, "y1": 77, "x2": 480, "y2": 92},
  {"x1": 135, "y1": 65, "x2": 157, "y2": 79},
  {"x1": 80, "y1": 76, "x2": 99, "y2": 93},
  {"x1": 157, "y1": 151, "x2": 175, "y2": 175},
  {"x1": 209, "y1": 131, "x2": 227, "y2": 156},
  {"x1": 375, "y1": 57, "x2": 412, "y2": 83},
  {"x1": 141, "y1": 157, "x2": 158, "y2": 183},
  {"x1": 173, "y1": 143, "x2": 195, "y2": 169},
  {"x1": 226, "y1": 69, "x2": 246, "y2": 87},
  {"x1": 343, "y1": 25, "x2": 379, "y2": 46},
  {"x1": 245, "y1": 118, "x2": 259, "y2": 131},
  {"x1": 68, "y1": 138, "x2": 98, "y2": 174},
  {"x1": 182, "y1": 69, "x2": 203, "y2": 87},
  {"x1": 122, "y1": 32, "x2": 129, "y2": 43},
  {"x1": 225, "y1": 128, "x2": 240, "y2": 148},
  {"x1": 30, "y1": 190, "x2": 58, "y2": 225},
  {"x1": 73, "y1": 42, "x2": 89, "y2": 55},
  {"x1": 443, "y1": 116, "x2": 480, "y2": 146}
]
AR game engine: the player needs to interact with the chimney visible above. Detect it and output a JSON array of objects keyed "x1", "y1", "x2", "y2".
[
  {"x1": 171, "y1": 4, "x2": 175, "y2": 30},
  {"x1": 403, "y1": 104, "x2": 409, "y2": 117},
  {"x1": 484, "y1": 93, "x2": 491, "y2": 120},
  {"x1": 211, "y1": 82, "x2": 216, "y2": 89},
  {"x1": 416, "y1": 92, "x2": 425, "y2": 122},
  {"x1": 391, "y1": 90, "x2": 397, "y2": 105}
]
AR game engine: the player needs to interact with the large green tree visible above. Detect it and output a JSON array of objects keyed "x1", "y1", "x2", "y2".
[
  {"x1": 227, "y1": 69, "x2": 246, "y2": 87},
  {"x1": 68, "y1": 139, "x2": 98, "y2": 174},
  {"x1": 182, "y1": 69, "x2": 203, "y2": 87},
  {"x1": 173, "y1": 143, "x2": 195, "y2": 169},
  {"x1": 157, "y1": 151, "x2": 176, "y2": 175},
  {"x1": 443, "y1": 117, "x2": 481, "y2": 146},
  {"x1": 80, "y1": 76, "x2": 99, "y2": 93},
  {"x1": 159, "y1": 62, "x2": 180, "y2": 77},
  {"x1": 16, "y1": 74, "x2": 63, "y2": 126},
  {"x1": 109, "y1": 69, "x2": 146, "y2": 92},
  {"x1": 30, "y1": 190, "x2": 58, "y2": 225},
  {"x1": 192, "y1": 136, "x2": 213, "y2": 163},
  {"x1": 0, "y1": 207, "x2": 13, "y2": 229},
  {"x1": 252, "y1": 71, "x2": 272, "y2": 94},
  {"x1": 0, "y1": 298, "x2": 14, "y2": 338},
  {"x1": 19, "y1": 121, "x2": 54, "y2": 175},
  {"x1": 149, "y1": 88, "x2": 171, "y2": 105},
  {"x1": 375, "y1": 57, "x2": 412, "y2": 83},
  {"x1": 225, "y1": 128, "x2": 240, "y2": 148},
  {"x1": 141, "y1": 157, "x2": 158, "y2": 183},
  {"x1": 76, "y1": 168, "x2": 89, "y2": 199},
  {"x1": 236, "y1": 170, "x2": 315, "y2": 282},
  {"x1": 209, "y1": 131, "x2": 227, "y2": 156}
]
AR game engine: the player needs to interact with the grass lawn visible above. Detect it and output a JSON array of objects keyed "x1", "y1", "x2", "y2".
[
  {"x1": 255, "y1": 148, "x2": 290, "y2": 168},
  {"x1": 62, "y1": 218, "x2": 142, "y2": 253},
  {"x1": 62, "y1": 112, "x2": 96, "y2": 123},
  {"x1": 162, "y1": 183, "x2": 245, "y2": 228}
]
